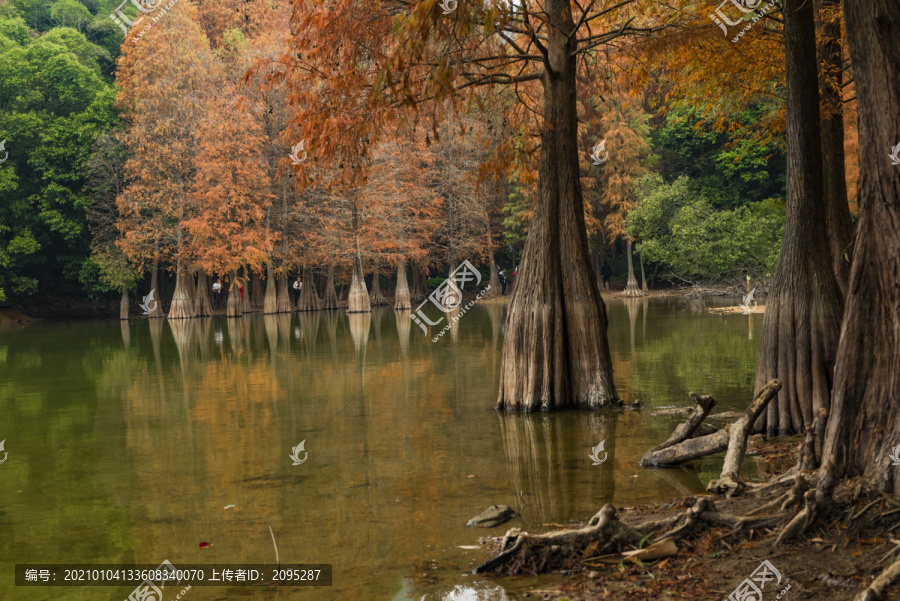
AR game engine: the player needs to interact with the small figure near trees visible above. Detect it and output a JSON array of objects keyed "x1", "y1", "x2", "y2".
[
  {"x1": 499, "y1": 270, "x2": 507, "y2": 296},
  {"x1": 293, "y1": 277, "x2": 302, "y2": 307},
  {"x1": 212, "y1": 279, "x2": 222, "y2": 309},
  {"x1": 600, "y1": 261, "x2": 612, "y2": 291}
]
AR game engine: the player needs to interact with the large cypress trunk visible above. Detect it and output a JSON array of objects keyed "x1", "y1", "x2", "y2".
[
  {"x1": 322, "y1": 256, "x2": 340, "y2": 310},
  {"x1": 496, "y1": 0, "x2": 618, "y2": 411},
  {"x1": 194, "y1": 269, "x2": 212, "y2": 317},
  {"x1": 485, "y1": 251, "x2": 500, "y2": 299},
  {"x1": 818, "y1": 0, "x2": 900, "y2": 494},
  {"x1": 347, "y1": 258, "x2": 371, "y2": 314},
  {"x1": 298, "y1": 266, "x2": 320, "y2": 311},
  {"x1": 120, "y1": 287, "x2": 129, "y2": 320},
  {"x1": 251, "y1": 268, "x2": 264, "y2": 309},
  {"x1": 168, "y1": 259, "x2": 195, "y2": 319},
  {"x1": 753, "y1": 0, "x2": 844, "y2": 436},
  {"x1": 276, "y1": 274, "x2": 291, "y2": 313},
  {"x1": 817, "y1": 0, "x2": 854, "y2": 297},
  {"x1": 410, "y1": 265, "x2": 426, "y2": 302},
  {"x1": 241, "y1": 266, "x2": 252, "y2": 313},
  {"x1": 622, "y1": 239, "x2": 643, "y2": 297},
  {"x1": 227, "y1": 271, "x2": 241, "y2": 317},
  {"x1": 394, "y1": 259, "x2": 410, "y2": 310},
  {"x1": 369, "y1": 265, "x2": 388, "y2": 305},
  {"x1": 147, "y1": 243, "x2": 164, "y2": 318},
  {"x1": 264, "y1": 261, "x2": 277, "y2": 314}
]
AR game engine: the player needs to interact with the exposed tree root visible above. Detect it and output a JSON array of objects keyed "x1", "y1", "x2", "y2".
[{"x1": 856, "y1": 555, "x2": 900, "y2": 601}]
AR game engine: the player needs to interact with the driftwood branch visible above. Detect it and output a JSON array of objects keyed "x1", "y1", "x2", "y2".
[
  {"x1": 856, "y1": 554, "x2": 900, "y2": 601},
  {"x1": 641, "y1": 380, "x2": 782, "y2": 472},
  {"x1": 706, "y1": 379, "x2": 783, "y2": 497}
]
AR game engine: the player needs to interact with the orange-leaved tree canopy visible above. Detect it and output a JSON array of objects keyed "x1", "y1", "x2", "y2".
[{"x1": 263, "y1": 0, "x2": 675, "y2": 411}]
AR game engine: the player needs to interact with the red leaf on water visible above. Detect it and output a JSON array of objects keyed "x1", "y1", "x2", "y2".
[{"x1": 198, "y1": 542, "x2": 212, "y2": 549}]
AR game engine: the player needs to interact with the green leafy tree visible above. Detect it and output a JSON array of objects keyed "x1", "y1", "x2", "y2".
[{"x1": 628, "y1": 174, "x2": 784, "y2": 283}]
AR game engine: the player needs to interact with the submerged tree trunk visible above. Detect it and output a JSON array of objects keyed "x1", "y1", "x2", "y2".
[
  {"x1": 369, "y1": 265, "x2": 388, "y2": 305},
  {"x1": 298, "y1": 266, "x2": 320, "y2": 311},
  {"x1": 485, "y1": 251, "x2": 501, "y2": 299},
  {"x1": 622, "y1": 239, "x2": 643, "y2": 297},
  {"x1": 167, "y1": 259, "x2": 195, "y2": 319},
  {"x1": 263, "y1": 261, "x2": 277, "y2": 314},
  {"x1": 753, "y1": 0, "x2": 844, "y2": 436},
  {"x1": 394, "y1": 259, "x2": 410, "y2": 310},
  {"x1": 147, "y1": 243, "x2": 164, "y2": 318},
  {"x1": 120, "y1": 287, "x2": 129, "y2": 320},
  {"x1": 348, "y1": 258, "x2": 371, "y2": 313},
  {"x1": 818, "y1": 0, "x2": 900, "y2": 495},
  {"x1": 817, "y1": 0, "x2": 854, "y2": 298},
  {"x1": 251, "y1": 268, "x2": 264, "y2": 309},
  {"x1": 497, "y1": 0, "x2": 618, "y2": 411},
  {"x1": 410, "y1": 265, "x2": 426, "y2": 302},
  {"x1": 322, "y1": 256, "x2": 340, "y2": 310},
  {"x1": 276, "y1": 273, "x2": 291, "y2": 313},
  {"x1": 241, "y1": 265, "x2": 252, "y2": 313},
  {"x1": 194, "y1": 269, "x2": 212, "y2": 317},
  {"x1": 227, "y1": 270, "x2": 241, "y2": 317},
  {"x1": 639, "y1": 250, "x2": 649, "y2": 292}
]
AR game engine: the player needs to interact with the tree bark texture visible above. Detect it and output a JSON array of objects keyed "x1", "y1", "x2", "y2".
[
  {"x1": 347, "y1": 258, "x2": 371, "y2": 313},
  {"x1": 298, "y1": 266, "x2": 320, "y2": 311},
  {"x1": 251, "y1": 268, "x2": 264, "y2": 309},
  {"x1": 753, "y1": 0, "x2": 844, "y2": 436},
  {"x1": 623, "y1": 239, "x2": 643, "y2": 297},
  {"x1": 369, "y1": 266, "x2": 388, "y2": 305},
  {"x1": 496, "y1": 0, "x2": 618, "y2": 411},
  {"x1": 817, "y1": 0, "x2": 854, "y2": 297},
  {"x1": 167, "y1": 259, "x2": 195, "y2": 319},
  {"x1": 410, "y1": 265, "x2": 426, "y2": 302},
  {"x1": 194, "y1": 269, "x2": 212, "y2": 317},
  {"x1": 394, "y1": 259, "x2": 410, "y2": 310},
  {"x1": 818, "y1": 0, "x2": 900, "y2": 495},
  {"x1": 241, "y1": 266, "x2": 252, "y2": 313},
  {"x1": 276, "y1": 274, "x2": 291, "y2": 313},
  {"x1": 119, "y1": 287, "x2": 129, "y2": 320},
  {"x1": 322, "y1": 256, "x2": 340, "y2": 310},
  {"x1": 147, "y1": 244, "x2": 164, "y2": 318},
  {"x1": 227, "y1": 270, "x2": 241, "y2": 317},
  {"x1": 263, "y1": 261, "x2": 277, "y2": 314}
]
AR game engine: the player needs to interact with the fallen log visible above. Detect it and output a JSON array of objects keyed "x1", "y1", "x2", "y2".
[
  {"x1": 645, "y1": 393, "x2": 717, "y2": 457},
  {"x1": 706, "y1": 379, "x2": 783, "y2": 497}
]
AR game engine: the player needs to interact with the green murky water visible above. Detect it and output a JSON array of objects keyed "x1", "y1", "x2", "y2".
[{"x1": 0, "y1": 297, "x2": 762, "y2": 600}]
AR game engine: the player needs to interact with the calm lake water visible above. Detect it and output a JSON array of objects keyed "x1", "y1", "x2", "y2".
[{"x1": 0, "y1": 297, "x2": 762, "y2": 600}]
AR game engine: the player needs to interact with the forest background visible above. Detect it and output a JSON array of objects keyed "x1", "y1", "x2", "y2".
[{"x1": 0, "y1": 0, "x2": 858, "y2": 308}]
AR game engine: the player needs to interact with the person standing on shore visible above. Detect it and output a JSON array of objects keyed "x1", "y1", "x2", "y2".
[{"x1": 499, "y1": 270, "x2": 508, "y2": 296}]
